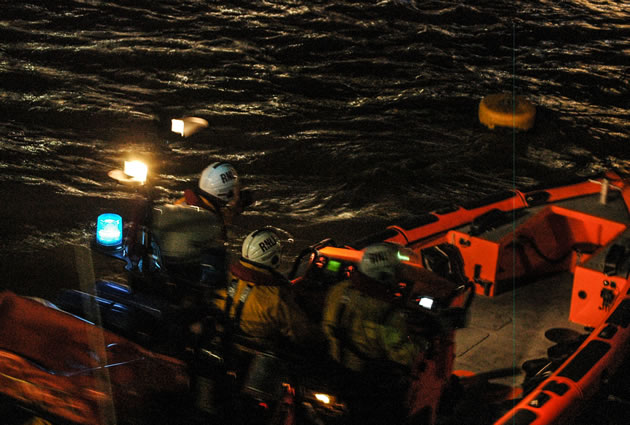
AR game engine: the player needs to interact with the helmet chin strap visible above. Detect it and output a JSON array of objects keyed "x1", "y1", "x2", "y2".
[
  {"x1": 194, "y1": 187, "x2": 226, "y2": 208},
  {"x1": 239, "y1": 256, "x2": 283, "y2": 275}
]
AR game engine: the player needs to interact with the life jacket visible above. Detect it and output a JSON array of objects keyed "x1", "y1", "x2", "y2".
[
  {"x1": 212, "y1": 260, "x2": 316, "y2": 348},
  {"x1": 175, "y1": 188, "x2": 228, "y2": 240}
]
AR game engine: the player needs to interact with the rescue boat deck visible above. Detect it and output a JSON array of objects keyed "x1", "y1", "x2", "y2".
[
  {"x1": 438, "y1": 186, "x2": 630, "y2": 424},
  {"x1": 455, "y1": 270, "x2": 585, "y2": 386},
  {"x1": 452, "y1": 188, "x2": 629, "y2": 387}
]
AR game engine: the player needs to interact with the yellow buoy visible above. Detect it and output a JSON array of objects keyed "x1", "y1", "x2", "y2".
[{"x1": 478, "y1": 93, "x2": 536, "y2": 130}]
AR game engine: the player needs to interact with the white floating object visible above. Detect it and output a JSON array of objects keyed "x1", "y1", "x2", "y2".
[{"x1": 171, "y1": 116, "x2": 209, "y2": 137}]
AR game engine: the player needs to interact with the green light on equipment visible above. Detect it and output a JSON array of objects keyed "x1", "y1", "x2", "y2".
[
  {"x1": 327, "y1": 260, "x2": 341, "y2": 272},
  {"x1": 397, "y1": 251, "x2": 410, "y2": 261}
]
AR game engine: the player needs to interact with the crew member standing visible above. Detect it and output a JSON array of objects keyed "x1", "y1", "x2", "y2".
[
  {"x1": 175, "y1": 161, "x2": 244, "y2": 238},
  {"x1": 321, "y1": 242, "x2": 429, "y2": 424},
  {"x1": 173, "y1": 161, "x2": 249, "y2": 286}
]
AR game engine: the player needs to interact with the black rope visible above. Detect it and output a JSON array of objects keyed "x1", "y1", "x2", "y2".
[{"x1": 511, "y1": 234, "x2": 573, "y2": 265}]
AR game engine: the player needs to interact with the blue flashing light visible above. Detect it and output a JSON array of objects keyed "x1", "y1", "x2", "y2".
[{"x1": 96, "y1": 213, "x2": 123, "y2": 247}]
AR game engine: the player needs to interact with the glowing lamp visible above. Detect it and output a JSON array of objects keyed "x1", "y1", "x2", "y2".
[
  {"x1": 96, "y1": 213, "x2": 123, "y2": 247},
  {"x1": 314, "y1": 393, "x2": 331, "y2": 404},
  {"x1": 418, "y1": 296, "x2": 434, "y2": 310},
  {"x1": 124, "y1": 160, "x2": 148, "y2": 184},
  {"x1": 171, "y1": 119, "x2": 185, "y2": 136}
]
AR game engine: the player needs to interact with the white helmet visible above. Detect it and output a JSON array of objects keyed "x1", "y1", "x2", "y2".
[
  {"x1": 242, "y1": 228, "x2": 282, "y2": 269},
  {"x1": 358, "y1": 243, "x2": 401, "y2": 284},
  {"x1": 198, "y1": 162, "x2": 239, "y2": 203}
]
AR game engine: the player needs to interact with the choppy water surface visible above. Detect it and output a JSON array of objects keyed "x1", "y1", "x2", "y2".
[
  {"x1": 0, "y1": 1, "x2": 629, "y2": 423},
  {"x1": 0, "y1": 0, "x2": 628, "y2": 260}
]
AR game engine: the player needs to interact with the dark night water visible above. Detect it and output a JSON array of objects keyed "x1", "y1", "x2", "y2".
[
  {"x1": 1, "y1": 0, "x2": 628, "y2": 256},
  {"x1": 0, "y1": 0, "x2": 628, "y2": 422}
]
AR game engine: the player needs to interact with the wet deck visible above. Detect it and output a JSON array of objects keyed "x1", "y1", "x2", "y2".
[{"x1": 454, "y1": 270, "x2": 586, "y2": 387}]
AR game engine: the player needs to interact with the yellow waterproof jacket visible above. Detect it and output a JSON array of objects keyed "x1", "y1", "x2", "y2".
[
  {"x1": 322, "y1": 276, "x2": 425, "y2": 373},
  {"x1": 212, "y1": 259, "x2": 322, "y2": 348}
]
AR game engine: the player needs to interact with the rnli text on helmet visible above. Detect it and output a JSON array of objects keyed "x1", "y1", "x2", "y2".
[
  {"x1": 221, "y1": 170, "x2": 236, "y2": 184},
  {"x1": 259, "y1": 236, "x2": 278, "y2": 253}
]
